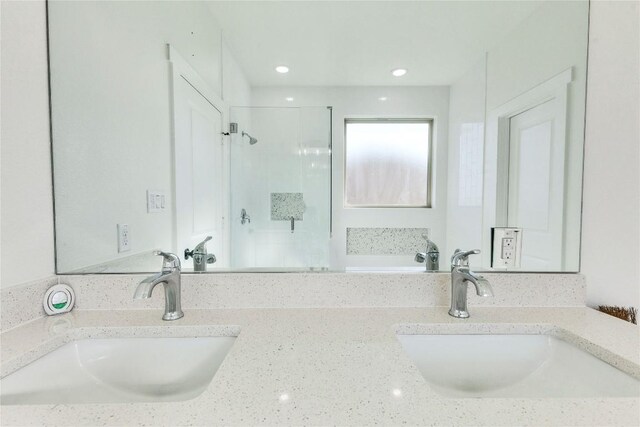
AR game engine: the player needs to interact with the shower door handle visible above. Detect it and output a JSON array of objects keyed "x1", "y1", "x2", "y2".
[{"x1": 240, "y1": 208, "x2": 251, "y2": 224}]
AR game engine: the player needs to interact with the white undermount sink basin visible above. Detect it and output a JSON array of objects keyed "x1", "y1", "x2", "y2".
[
  {"x1": 1, "y1": 336, "x2": 236, "y2": 405},
  {"x1": 397, "y1": 334, "x2": 640, "y2": 398}
]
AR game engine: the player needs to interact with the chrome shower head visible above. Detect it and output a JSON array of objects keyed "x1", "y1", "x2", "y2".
[{"x1": 242, "y1": 131, "x2": 258, "y2": 145}]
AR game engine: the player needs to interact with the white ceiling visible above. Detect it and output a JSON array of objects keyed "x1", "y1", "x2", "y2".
[{"x1": 208, "y1": 1, "x2": 546, "y2": 87}]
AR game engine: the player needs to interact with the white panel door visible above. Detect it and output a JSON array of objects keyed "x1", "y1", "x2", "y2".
[
  {"x1": 173, "y1": 76, "x2": 223, "y2": 268},
  {"x1": 507, "y1": 99, "x2": 565, "y2": 270}
]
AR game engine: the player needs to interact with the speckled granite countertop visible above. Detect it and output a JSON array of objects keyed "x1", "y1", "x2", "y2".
[{"x1": 1, "y1": 307, "x2": 639, "y2": 426}]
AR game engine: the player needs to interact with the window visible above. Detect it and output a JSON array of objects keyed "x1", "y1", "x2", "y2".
[{"x1": 344, "y1": 119, "x2": 433, "y2": 207}]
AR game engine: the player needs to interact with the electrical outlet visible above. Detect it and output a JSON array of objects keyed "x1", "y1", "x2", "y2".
[
  {"x1": 501, "y1": 237, "x2": 515, "y2": 259},
  {"x1": 117, "y1": 224, "x2": 130, "y2": 253},
  {"x1": 492, "y1": 227, "x2": 522, "y2": 269}
]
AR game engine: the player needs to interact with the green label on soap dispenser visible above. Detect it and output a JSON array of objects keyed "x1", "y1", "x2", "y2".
[{"x1": 51, "y1": 291, "x2": 68, "y2": 310}]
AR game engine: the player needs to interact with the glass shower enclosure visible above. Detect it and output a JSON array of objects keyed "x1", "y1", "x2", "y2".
[{"x1": 229, "y1": 106, "x2": 332, "y2": 269}]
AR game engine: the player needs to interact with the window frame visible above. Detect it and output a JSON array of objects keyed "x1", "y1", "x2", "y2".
[{"x1": 343, "y1": 117, "x2": 434, "y2": 208}]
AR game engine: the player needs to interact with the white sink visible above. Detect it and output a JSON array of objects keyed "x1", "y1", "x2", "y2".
[
  {"x1": 397, "y1": 334, "x2": 640, "y2": 398},
  {"x1": 1, "y1": 336, "x2": 236, "y2": 405}
]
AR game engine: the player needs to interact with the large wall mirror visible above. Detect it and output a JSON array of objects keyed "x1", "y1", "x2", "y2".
[{"x1": 48, "y1": 1, "x2": 589, "y2": 273}]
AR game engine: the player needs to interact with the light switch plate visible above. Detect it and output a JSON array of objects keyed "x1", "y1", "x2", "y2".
[
  {"x1": 147, "y1": 190, "x2": 166, "y2": 213},
  {"x1": 491, "y1": 227, "x2": 522, "y2": 269}
]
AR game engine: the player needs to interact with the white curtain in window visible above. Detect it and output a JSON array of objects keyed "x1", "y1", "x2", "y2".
[{"x1": 345, "y1": 122, "x2": 430, "y2": 206}]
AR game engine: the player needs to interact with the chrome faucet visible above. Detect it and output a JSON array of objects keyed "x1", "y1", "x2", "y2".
[
  {"x1": 134, "y1": 251, "x2": 184, "y2": 321},
  {"x1": 415, "y1": 234, "x2": 439, "y2": 271},
  {"x1": 449, "y1": 249, "x2": 493, "y2": 318},
  {"x1": 184, "y1": 236, "x2": 216, "y2": 272}
]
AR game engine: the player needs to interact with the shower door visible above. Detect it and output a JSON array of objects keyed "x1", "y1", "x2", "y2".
[{"x1": 229, "y1": 107, "x2": 331, "y2": 269}]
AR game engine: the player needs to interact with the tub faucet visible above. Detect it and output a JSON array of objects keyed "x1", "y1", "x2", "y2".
[
  {"x1": 184, "y1": 236, "x2": 216, "y2": 272},
  {"x1": 449, "y1": 249, "x2": 493, "y2": 318},
  {"x1": 134, "y1": 251, "x2": 184, "y2": 321},
  {"x1": 415, "y1": 234, "x2": 439, "y2": 271}
]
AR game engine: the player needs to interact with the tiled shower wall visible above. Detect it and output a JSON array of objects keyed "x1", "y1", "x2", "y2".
[{"x1": 229, "y1": 107, "x2": 331, "y2": 268}]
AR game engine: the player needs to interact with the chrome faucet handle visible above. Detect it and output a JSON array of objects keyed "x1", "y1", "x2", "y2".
[
  {"x1": 185, "y1": 236, "x2": 213, "y2": 260},
  {"x1": 420, "y1": 233, "x2": 438, "y2": 250},
  {"x1": 185, "y1": 236, "x2": 217, "y2": 272},
  {"x1": 451, "y1": 249, "x2": 480, "y2": 267},
  {"x1": 194, "y1": 236, "x2": 212, "y2": 252},
  {"x1": 156, "y1": 251, "x2": 181, "y2": 270},
  {"x1": 155, "y1": 251, "x2": 181, "y2": 271}
]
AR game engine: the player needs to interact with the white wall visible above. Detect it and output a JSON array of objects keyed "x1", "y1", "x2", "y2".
[
  {"x1": 0, "y1": 1, "x2": 253, "y2": 280},
  {"x1": 445, "y1": 57, "x2": 487, "y2": 269},
  {"x1": 252, "y1": 86, "x2": 450, "y2": 270},
  {"x1": 0, "y1": 0, "x2": 56, "y2": 287},
  {"x1": 48, "y1": 1, "x2": 224, "y2": 272},
  {"x1": 483, "y1": 0, "x2": 589, "y2": 271},
  {"x1": 222, "y1": 44, "x2": 252, "y2": 108},
  {"x1": 228, "y1": 106, "x2": 331, "y2": 268},
  {"x1": 582, "y1": 0, "x2": 640, "y2": 309}
]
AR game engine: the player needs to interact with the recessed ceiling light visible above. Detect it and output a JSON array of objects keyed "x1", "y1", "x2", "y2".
[
  {"x1": 391, "y1": 68, "x2": 407, "y2": 77},
  {"x1": 378, "y1": 96, "x2": 388, "y2": 101},
  {"x1": 286, "y1": 97, "x2": 294, "y2": 102},
  {"x1": 275, "y1": 65, "x2": 289, "y2": 74}
]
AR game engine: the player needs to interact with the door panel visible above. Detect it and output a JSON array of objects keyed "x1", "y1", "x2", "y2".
[
  {"x1": 507, "y1": 99, "x2": 564, "y2": 270},
  {"x1": 174, "y1": 76, "x2": 223, "y2": 268}
]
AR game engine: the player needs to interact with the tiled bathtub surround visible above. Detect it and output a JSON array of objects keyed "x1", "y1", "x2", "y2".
[
  {"x1": 346, "y1": 227, "x2": 430, "y2": 255},
  {"x1": 270, "y1": 192, "x2": 305, "y2": 220},
  {"x1": 0, "y1": 273, "x2": 585, "y2": 331}
]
